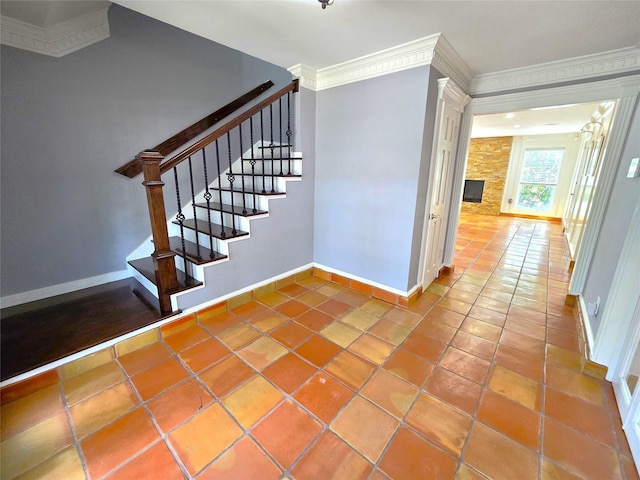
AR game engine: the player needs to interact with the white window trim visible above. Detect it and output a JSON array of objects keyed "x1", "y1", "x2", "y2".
[{"x1": 501, "y1": 134, "x2": 577, "y2": 217}]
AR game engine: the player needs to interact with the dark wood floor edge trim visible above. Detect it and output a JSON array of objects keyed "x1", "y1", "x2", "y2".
[{"x1": 573, "y1": 293, "x2": 608, "y2": 380}]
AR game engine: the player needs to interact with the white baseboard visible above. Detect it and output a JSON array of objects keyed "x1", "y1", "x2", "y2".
[
  {"x1": 578, "y1": 295, "x2": 596, "y2": 359},
  {"x1": 0, "y1": 270, "x2": 131, "y2": 309}
]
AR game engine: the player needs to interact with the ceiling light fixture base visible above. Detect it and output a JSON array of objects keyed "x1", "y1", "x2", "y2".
[{"x1": 318, "y1": 0, "x2": 334, "y2": 9}]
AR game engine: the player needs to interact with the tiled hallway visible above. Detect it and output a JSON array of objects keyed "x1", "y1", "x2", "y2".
[{"x1": 1, "y1": 214, "x2": 638, "y2": 479}]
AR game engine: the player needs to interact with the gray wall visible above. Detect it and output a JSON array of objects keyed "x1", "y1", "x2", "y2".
[
  {"x1": 0, "y1": 4, "x2": 294, "y2": 297},
  {"x1": 313, "y1": 67, "x2": 433, "y2": 292},
  {"x1": 582, "y1": 99, "x2": 640, "y2": 335}
]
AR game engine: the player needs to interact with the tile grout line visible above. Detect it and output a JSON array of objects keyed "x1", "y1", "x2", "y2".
[
  {"x1": 111, "y1": 349, "x2": 193, "y2": 480},
  {"x1": 453, "y1": 219, "x2": 525, "y2": 479},
  {"x1": 58, "y1": 377, "x2": 92, "y2": 480}
]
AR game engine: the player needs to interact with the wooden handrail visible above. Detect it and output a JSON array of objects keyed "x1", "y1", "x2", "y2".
[
  {"x1": 159, "y1": 79, "x2": 299, "y2": 176},
  {"x1": 115, "y1": 80, "x2": 275, "y2": 178}
]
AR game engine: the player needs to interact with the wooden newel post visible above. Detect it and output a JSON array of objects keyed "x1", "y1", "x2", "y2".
[{"x1": 139, "y1": 151, "x2": 179, "y2": 316}]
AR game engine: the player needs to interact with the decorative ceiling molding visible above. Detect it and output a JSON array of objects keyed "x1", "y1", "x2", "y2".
[
  {"x1": 467, "y1": 74, "x2": 640, "y2": 117},
  {"x1": 430, "y1": 36, "x2": 474, "y2": 95},
  {"x1": 289, "y1": 34, "x2": 639, "y2": 98},
  {"x1": 288, "y1": 34, "x2": 473, "y2": 92},
  {"x1": 1, "y1": 7, "x2": 110, "y2": 58},
  {"x1": 287, "y1": 64, "x2": 318, "y2": 91},
  {"x1": 437, "y1": 78, "x2": 471, "y2": 113},
  {"x1": 469, "y1": 46, "x2": 640, "y2": 96}
]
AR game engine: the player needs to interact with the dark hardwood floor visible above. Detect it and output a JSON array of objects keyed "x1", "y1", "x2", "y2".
[{"x1": 1, "y1": 279, "x2": 163, "y2": 381}]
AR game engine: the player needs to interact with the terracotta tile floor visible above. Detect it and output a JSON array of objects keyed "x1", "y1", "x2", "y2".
[{"x1": 2, "y1": 214, "x2": 639, "y2": 479}]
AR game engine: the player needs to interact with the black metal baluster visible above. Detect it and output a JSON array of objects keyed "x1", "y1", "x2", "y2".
[
  {"x1": 279, "y1": 97, "x2": 283, "y2": 176},
  {"x1": 260, "y1": 110, "x2": 266, "y2": 194},
  {"x1": 187, "y1": 156, "x2": 202, "y2": 261},
  {"x1": 249, "y1": 116, "x2": 257, "y2": 213},
  {"x1": 269, "y1": 104, "x2": 275, "y2": 192},
  {"x1": 215, "y1": 139, "x2": 226, "y2": 239},
  {"x1": 226, "y1": 132, "x2": 237, "y2": 235},
  {"x1": 201, "y1": 148, "x2": 216, "y2": 258},
  {"x1": 173, "y1": 167, "x2": 188, "y2": 274},
  {"x1": 287, "y1": 91, "x2": 292, "y2": 175},
  {"x1": 238, "y1": 123, "x2": 247, "y2": 214}
]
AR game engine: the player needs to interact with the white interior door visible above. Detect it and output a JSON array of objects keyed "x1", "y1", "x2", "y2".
[
  {"x1": 612, "y1": 297, "x2": 640, "y2": 473},
  {"x1": 422, "y1": 100, "x2": 460, "y2": 285}
]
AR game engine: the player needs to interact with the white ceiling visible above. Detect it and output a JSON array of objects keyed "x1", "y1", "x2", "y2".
[
  {"x1": 2, "y1": 1, "x2": 639, "y2": 76},
  {"x1": 113, "y1": 0, "x2": 640, "y2": 75},
  {"x1": 2, "y1": 1, "x2": 637, "y2": 138},
  {"x1": 471, "y1": 102, "x2": 606, "y2": 138}
]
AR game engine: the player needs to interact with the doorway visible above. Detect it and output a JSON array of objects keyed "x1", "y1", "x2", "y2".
[
  {"x1": 443, "y1": 76, "x2": 638, "y2": 302},
  {"x1": 418, "y1": 78, "x2": 469, "y2": 289},
  {"x1": 464, "y1": 102, "x2": 603, "y2": 224},
  {"x1": 563, "y1": 102, "x2": 615, "y2": 258}
]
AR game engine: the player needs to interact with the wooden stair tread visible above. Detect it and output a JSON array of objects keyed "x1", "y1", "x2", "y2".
[
  {"x1": 229, "y1": 173, "x2": 301, "y2": 178},
  {"x1": 174, "y1": 217, "x2": 249, "y2": 239},
  {"x1": 128, "y1": 257, "x2": 202, "y2": 293},
  {"x1": 258, "y1": 144, "x2": 293, "y2": 149},
  {"x1": 195, "y1": 202, "x2": 267, "y2": 217},
  {"x1": 169, "y1": 236, "x2": 227, "y2": 265},
  {"x1": 211, "y1": 186, "x2": 285, "y2": 196},
  {"x1": 242, "y1": 157, "x2": 301, "y2": 163}
]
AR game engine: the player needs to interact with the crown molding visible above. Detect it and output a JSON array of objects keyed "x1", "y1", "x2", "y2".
[
  {"x1": 287, "y1": 63, "x2": 318, "y2": 91},
  {"x1": 469, "y1": 46, "x2": 640, "y2": 95},
  {"x1": 467, "y1": 74, "x2": 640, "y2": 116},
  {"x1": 1, "y1": 7, "x2": 110, "y2": 58},
  {"x1": 315, "y1": 34, "x2": 438, "y2": 91},
  {"x1": 438, "y1": 78, "x2": 471, "y2": 112},
  {"x1": 431, "y1": 36, "x2": 474, "y2": 94},
  {"x1": 288, "y1": 34, "x2": 472, "y2": 92}
]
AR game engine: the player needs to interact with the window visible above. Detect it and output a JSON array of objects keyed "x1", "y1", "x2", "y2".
[{"x1": 516, "y1": 148, "x2": 564, "y2": 212}]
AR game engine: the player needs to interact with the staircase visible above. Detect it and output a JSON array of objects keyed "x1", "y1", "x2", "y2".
[{"x1": 116, "y1": 80, "x2": 301, "y2": 317}]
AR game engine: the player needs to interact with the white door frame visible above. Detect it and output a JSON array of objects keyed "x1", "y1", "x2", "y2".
[
  {"x1": 443, "y1": 75, "x2": 640, "y2": 296},
  {"x1": 417, "y1": 78, "x2": 470, "y2": 289},
  {"x1": 594, "y1": 193, "x2": 640, "y2": 375},
  {"x1": 609, "y1": 269, "x2": 640, "y2": 471}
]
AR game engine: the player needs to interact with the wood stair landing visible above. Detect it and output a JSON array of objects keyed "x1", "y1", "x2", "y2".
[{"x1": 0, "y1": 278, "x2": 161, "y2": 381}]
